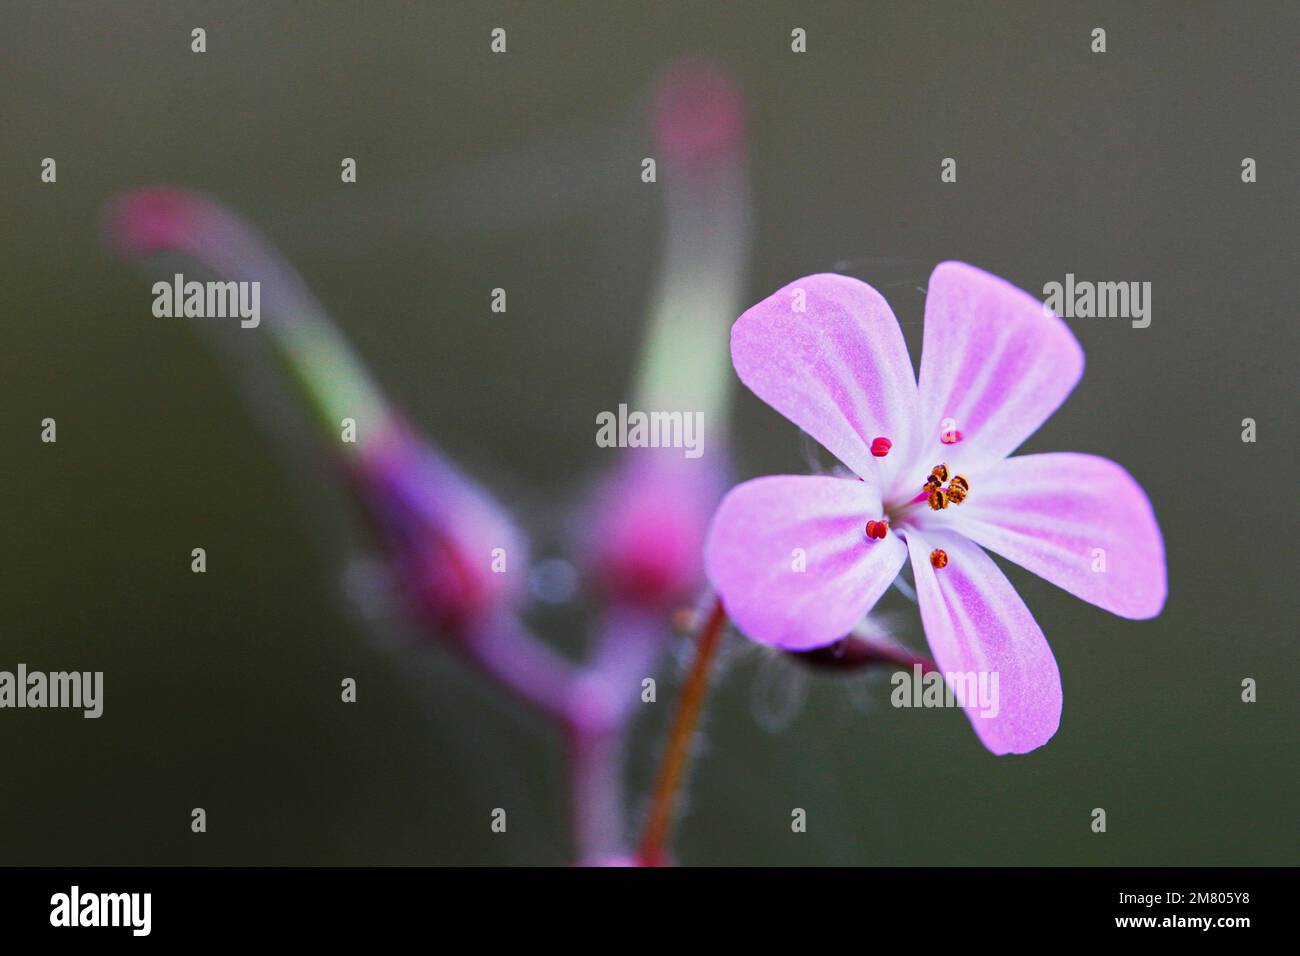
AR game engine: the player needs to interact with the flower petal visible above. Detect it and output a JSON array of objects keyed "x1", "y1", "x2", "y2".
[
  {"x1": 915, "y1": 262, "x2": 1084, "y2": 470},
  {"x1": 731, "y1": 274, "x2": 919, "y2": 484},
  {"x1": 705, "y1": 475, "x2": 906, "y2": 651},
  {"x1": 905, "y1": 529, "x2": 1062, "y2": 755},
  {"x1": 949, "y1": 453, "x2": 1166, "y2": 619}
]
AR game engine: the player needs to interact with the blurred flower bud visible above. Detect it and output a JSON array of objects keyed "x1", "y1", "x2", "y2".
[
  {"x1": 583, "y1": 448, "x2": 723, "y2": 607},
  {"x1": 103, "y1": 187, "x2": 526, "y2": 637},
  {"x1": 650, "y1": 58, "x2": 745, "y2": 168},
  {"x1": 351, "y1": 422, "x2": 528, "y2": 636},
  {"x1": 582, "y1": 61, "x2": 750, "y2": 610}
]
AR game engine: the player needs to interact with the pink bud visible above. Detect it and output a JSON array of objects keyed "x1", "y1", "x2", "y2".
[
  {"x1": 102, "y1": 187, "x2": 204, "y2": 258},
  {"x1": 650, "y1": 59, "x2": 745, "y2": 167},
  {"x1": 351, "y1": 422, "x2": 527, "y2": 636},
  {"x1": 582, "y1": 448, "x2": 724, "y2": 608}
]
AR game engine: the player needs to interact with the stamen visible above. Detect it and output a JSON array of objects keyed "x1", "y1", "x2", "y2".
[
  {"x1": 870, "y1": 436, "x2": 892, "y2": 458},
  {"x1": 929, "y1": 548, "x2": 949, "y2": 569},
  {"x1": 940, "y1": 429, "x2": 963, "y2": 445},
  {"x1": 922, "y1": 464, "x2": 969, "y2": 508},
  {"x1": 864, "y1": 519, "x2": 889, "y2": 540}
]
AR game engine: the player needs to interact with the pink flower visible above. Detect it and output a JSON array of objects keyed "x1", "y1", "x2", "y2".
[{"x1": 704, "y1": 262, "x2": 1166, "y2": 754}]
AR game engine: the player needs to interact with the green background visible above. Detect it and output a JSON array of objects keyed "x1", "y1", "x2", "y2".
[{"x1": 2, "y1": 1, "x2": 1296, "y2": 865}]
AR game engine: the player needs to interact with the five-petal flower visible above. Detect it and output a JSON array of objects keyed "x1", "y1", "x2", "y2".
[{"x1": 704, "y1": 262, "x2": 1166, "y2": 754}]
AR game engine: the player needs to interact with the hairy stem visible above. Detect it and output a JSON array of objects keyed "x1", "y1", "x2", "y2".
[{"x1": 638, "y1": 597, "x2": 727, "y2": 865}]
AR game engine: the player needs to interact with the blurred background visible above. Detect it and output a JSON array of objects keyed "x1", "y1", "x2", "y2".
[{"x1": 1, "y1": 1, "x2": 1297, "y2": 865}]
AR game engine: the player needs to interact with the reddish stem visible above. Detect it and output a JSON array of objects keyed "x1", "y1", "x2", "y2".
[{"x1": 638, "y1": 597, "x2": 728, "y2": 866}]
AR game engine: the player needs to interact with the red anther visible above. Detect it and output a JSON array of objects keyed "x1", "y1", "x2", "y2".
[
  {"x1": 865, "y1": 519, "x2": 889, "y2": 540},
  {"x1": 940, "y1": 429, "x2": 963, "y2": 445},
  {"x1": 870, "y1": 436, "x2": 892, "y2": 458}
]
